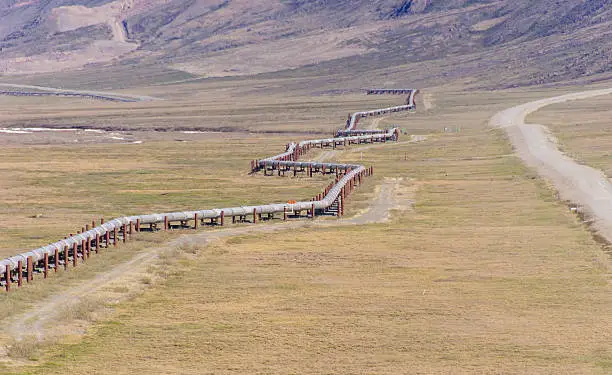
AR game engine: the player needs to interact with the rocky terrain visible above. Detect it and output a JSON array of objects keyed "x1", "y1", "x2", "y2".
[{"x1": 0, "y1": 0, "x2": 610, "y2": 88}]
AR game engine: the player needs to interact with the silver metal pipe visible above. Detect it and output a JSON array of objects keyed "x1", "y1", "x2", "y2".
[{"x1": 0, "y1": 92, "x2": 416, "y2": 276}]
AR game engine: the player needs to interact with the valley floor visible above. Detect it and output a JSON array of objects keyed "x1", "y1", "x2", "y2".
[{"x1": 0, "y1": 83, "x2": 610, "y2": 374}]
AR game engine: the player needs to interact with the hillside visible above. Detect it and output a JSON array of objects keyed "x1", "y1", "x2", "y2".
[{"x1": 0, "y1": 0, "x2": 610, "y2": 89}]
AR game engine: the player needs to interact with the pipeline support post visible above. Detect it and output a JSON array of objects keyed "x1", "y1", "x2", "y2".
[
  {"x1": 72, "y1": 243, "x2": 78, "y2": 267},
  {"x1": 17, "y1": 260, "x2": 22, "y2": 287},
  {"x1": 4, "y1": 266, "x2": 10, "y2": 292},
  {"x1": 54, "y1": 248, "x2": 59, "y2": 272},
  {"x1": 27, "y1": 256, "x2": 33, "y2": 282},
  {"x1": 44, "y1": 253, "x2": 49, "y2": 279},
  {"x1": 64, "y1": 246, "x2": 68, "y2": 270}
]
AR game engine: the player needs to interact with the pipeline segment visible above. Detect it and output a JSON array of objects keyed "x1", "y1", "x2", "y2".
[
  {"x1": 344, "y1": 89, "x2": 418, "y2": 132},
  {"x1": 0, "y1": 89, "x2": 418, "y2": 290},
  {"x1": 0, "y1": 91, "x2": 138, "y2": 102}
]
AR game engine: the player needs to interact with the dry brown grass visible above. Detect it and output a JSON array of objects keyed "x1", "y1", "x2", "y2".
[
  {"x1": 3, "y1": 93, "x2": 607, "y2": 374},
  {"x1": 0, "y1": 135, "x2": 331, "y2": 257},
  {"x1": 0, "y1": 87, "x2": 610, "y2": 374}
]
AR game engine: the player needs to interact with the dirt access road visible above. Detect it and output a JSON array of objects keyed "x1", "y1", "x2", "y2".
[{"x1": 491, "y1": 88, "x2": 612, "y2": 245}]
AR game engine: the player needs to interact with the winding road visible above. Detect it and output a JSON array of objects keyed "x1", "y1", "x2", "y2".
[{"x1": 491, "y1": 88, "x2": 612, "y2": 243}]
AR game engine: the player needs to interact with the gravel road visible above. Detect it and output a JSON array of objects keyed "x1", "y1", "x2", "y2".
[{"x1": 490, "y1": 88, "x2": 612, "y2": 241}]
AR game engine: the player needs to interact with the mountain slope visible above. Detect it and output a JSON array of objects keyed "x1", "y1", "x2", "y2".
[{"x1": 0, "y1": 0, "x2": 610, "y2": 89}]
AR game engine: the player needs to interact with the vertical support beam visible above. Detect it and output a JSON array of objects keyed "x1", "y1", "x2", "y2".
[
  {"x1": 64, "y1": 246, "x2": 69, "y2": 270},
  {"x1": 82, "y1": 240, "x2": 87, "y2": 261},
  {"x1": 44, "y1": 253, "x2": 49, "y2": 279},
  {"x1": 253, "y1": 208, "x2": 257, "y2": 224},
  {"x1": 92, "y1": 220, "x2": 96, "y2": 229},
  {"x1": 95, "y1": 234, "x2": 100, "y2": 253},
  {"x1": 27, "y1": 256, "x2": 33, "y2": 282},
  {"x1": 122, "y1": 224, "x2": 127, "y2": 243},
  {"x1": 72, "y1": 243, "x2": 78, "y2": 267},
  {"x1": 17, "y1": 260, "x2": 22, "y2": 287},
  {"x1": 4, "y1": 266, "x2": 10, "y2": 292},
  {"x1": 129, "y1": 221, "x2": 134, "y2": 235},
  {"x1": 311, "y1": 203, "x2": 315, "y2": 220},
  {"x1": 113, "y1": 228, "x2": 118, "y2": 247},
  {"x1": 194, "y1": 213, "x2": 198, "y2": 229},
  {"x1": 283, "y1": 206, "x2": 288, "y2": 221},
  {"x1": 220, "y1": 211, "x2": 225, "y2": 226},
  {"x1": 105, "y1": 231, "x2": 110, "y2": 248},
  {"x1": 54, "y1": 248, "x2": 59, "y2": 272},
  {"x1": 164, "y1": 216, "x2": 169, "y2": 231},
  {"x1": 136, "y1": 218, "x2": 141, "y2": 232},
  {"x1": 232, "y1": 216, "x2": 236, "y2": 224}
]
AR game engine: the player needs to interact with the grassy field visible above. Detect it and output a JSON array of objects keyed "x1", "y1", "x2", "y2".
[
  {"x1": 0, "y1": 135, "x2": 337, "y2": 257},
  {"x1": 13, "y1": 127, "x2": 611, "y2": 374},
  {"x1": 0, "y1": 88, "x2": 612, "y2": 374},
  {"x1": 0, "y1": 83, "x2": 418, "y2": 133},
  {"x1": 0, "y1": 87, "x2": 609, "y2": 373}
]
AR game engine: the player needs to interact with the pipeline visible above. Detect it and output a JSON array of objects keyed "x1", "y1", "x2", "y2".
[
  {"x1": 342, "y1": 89, "x2": 419, "y2": 134},
  {"x1": 0, "y1": 89, "x2": 418, "y2": 291},
  {"x1": 0, "y1": 90, "x2": 138, "y2": 103}
]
